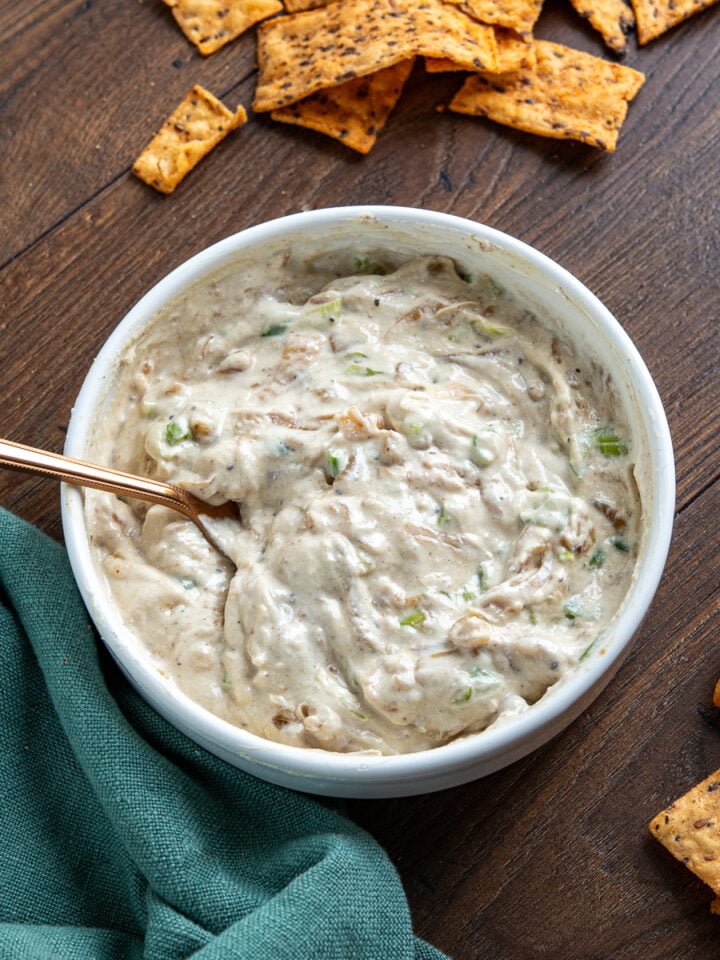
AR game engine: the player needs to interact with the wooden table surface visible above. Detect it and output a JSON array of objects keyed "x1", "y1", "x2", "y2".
[{"x1": 2, "y1": 1, "x2": 720, "y2": 956}]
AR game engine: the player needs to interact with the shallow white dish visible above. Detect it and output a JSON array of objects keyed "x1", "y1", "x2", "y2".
[{"x1": 62, "y1": 206, "x2": 675, "y2": 798}]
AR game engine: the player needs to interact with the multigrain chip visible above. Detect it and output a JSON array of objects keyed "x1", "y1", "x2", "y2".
[
  {"x1": 132, "y1": 86, "x2": 247, "y2": 193},
  {"x1": 449, "y1": 40, "x2": 645, "y2": 151},
  {"x1": 283, "y1": 0, "x2": 330, "y2": 9},
  {"x1": 456, "y1": 0, "x2": 543, "y2": 35},
  {"x1": 164, "y1": 0, "x2": 283, "y2": 55},
  {"x1": 567, "y1": 0, "x2": 635, "y2": 52},
  {"x1": 271, "y1": 59, "x2": 415, "y2": 153},
  {"x1": 649, "y1": 769, "x2": 720, "y2": 906},
  {"x1": 425, "y1": 28, "x2": 535, "y2": 74},
  {"x1": 253, "y1": 0, "x2": 499, "y2": 112},
  {"x1": 631, "y1": 0, "x2": 719, "y2": 43}
]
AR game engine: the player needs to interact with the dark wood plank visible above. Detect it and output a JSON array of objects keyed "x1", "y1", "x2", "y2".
[
  {"x1": 1, "y1": 0, "x2": 720, "y2": 955},
  {"x1": 0, "y1": 0, "x2": 256, "y2": 264}
]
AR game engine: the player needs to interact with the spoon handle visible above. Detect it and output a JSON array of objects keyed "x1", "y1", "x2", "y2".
[{"x1": 0, "y1": 437, "x2": 195, "y2": 519}]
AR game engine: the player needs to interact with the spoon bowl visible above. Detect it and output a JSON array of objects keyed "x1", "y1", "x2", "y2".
[{"x1": 0, "y1": 437, "x2": 238, "y2": 557}]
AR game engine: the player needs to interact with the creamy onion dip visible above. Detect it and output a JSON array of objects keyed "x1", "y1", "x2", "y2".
[{"x1": 84, "y1": 251, "x2": 642, "y2": 755}]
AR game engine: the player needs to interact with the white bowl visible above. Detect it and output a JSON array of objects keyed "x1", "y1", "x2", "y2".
[{"x1": 62, "y1": 206, "x2": 675, "y2": 798}]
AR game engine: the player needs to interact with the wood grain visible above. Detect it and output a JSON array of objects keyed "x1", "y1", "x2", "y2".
[{"x1": 1, "y1": 0, "x2": 720, "y2": 954}]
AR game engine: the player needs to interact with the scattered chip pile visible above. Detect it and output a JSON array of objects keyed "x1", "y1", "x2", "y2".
[{"x1": 132, "y1": 0, "x2": 718, "y2": 190}]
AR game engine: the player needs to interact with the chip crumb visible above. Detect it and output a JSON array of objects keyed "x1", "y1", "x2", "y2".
[
  {"x1": 132, "y1": 85, "x2": 247, "y2": 194},
  {"x1": 164, "y1": 0, "x2": 283, "y2": 55},
  {"x1": 649, "y1": 769, "x2": 720, "y2": 909},
  {"x1": 449, "y1": 39, "x2": 645, "y2": 152}
]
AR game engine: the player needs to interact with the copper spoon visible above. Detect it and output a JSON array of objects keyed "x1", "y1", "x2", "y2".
[{"x1": 0, "y1": 437, "x2": 238, "y2": 557}]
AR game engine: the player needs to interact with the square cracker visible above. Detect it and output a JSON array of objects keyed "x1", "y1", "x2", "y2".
[
  {"x1": 164, "y1": 0, "x2": 283, "y2": 55},
  {"x1": 567, "y1": 0, "x2": 635, "y2": 53},
  {"x1": 449, "y1": 40, "x2": 645, "y2": 152},
  {"x1": 631, "y1": 0, "x2": 719, "y2": 43},
  {"x1": 271, "y1": 59, "x2": 415, "y2": 154},
  {"x1": 253, "y1": 0, "x2": 498, "y2": 112},
  {"x1": 132, "y1": 86, "x2": 247, "y2": 194},
  {"x1": 649, "y1": 769, "x2": 720, "y2": 898}
]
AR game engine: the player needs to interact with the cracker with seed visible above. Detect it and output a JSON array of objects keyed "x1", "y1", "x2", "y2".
[
  {"x1": 164, "y1": 0, "x2": 283, "y2": 55},
  {"x1": 132, "y1": 86, "x2": 247, "y2": 194},
  {"x1": 449, "y1": 40, "x2": 645, "y2": 152},
  {"x1": 649, "y1": 769, "x2": 720, "y2": 905},
  {"x1": 567, "y1": 0, "x2": 635, "y2": 53},
  {"x1": 426, "y1": 28, "x2": 535, "y2": 74},
  {"x1": 282, "y1": 0, "x2": 330, "y2": 10},
  {"x1": 452, "y1": 0, "x2": 544, "y2": 36},
  {"x1": 271, "y1": 59, "x2": 415, "y2": 153},
  {"x1": 253, "y1": 0, "x2": 499, "y2": 112},
  {"x1": 631, "y1": 0, "x2": 719, "y2": 43}
]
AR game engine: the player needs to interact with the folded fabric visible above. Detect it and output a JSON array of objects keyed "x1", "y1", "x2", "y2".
[{"x1": 0, "y1": 508, "x2": 449, "y2": 959}]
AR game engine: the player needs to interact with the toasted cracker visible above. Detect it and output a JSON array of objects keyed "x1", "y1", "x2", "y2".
[
  {"x1": 713, "y1": 679, "x2": 720, "y2": 708},
  {"x1": 271, "y1": 59, "x2": 414, "y2": 153},
  {"x1": 164, "y1": 0, "x2": 283, "y2": 55},
  {"x1": 453, "y1": 0, "x2": 544, "y2": 35},
  {"x1": 649, "y1": 769, "x2": 720, "y2": 901},
  {"x1": 282, "y1": 0, "x2": 330, "y2": 9},
  {"x1": 132, "y1": 86, "x2": 247, "y2": 194},
  {"x1": 631, "y1": 0, "x2": 719, "y2": 43},
  {"x1": 253, "y1": 0, "x2": 498, "y2": 112},
  {"x1": 449, "y1": 40, "x2": 645, "y2": 152},
  {"x1": 567, "y1": 0, "x2": 635, "y2": 52},
  {"x1": 426, "y1": 28, "x2": 535, "y2": 74}
]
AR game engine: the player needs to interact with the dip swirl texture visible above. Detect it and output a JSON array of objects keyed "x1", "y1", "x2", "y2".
[{"x1": 85, "y1": 254, "x2": 641, "y2": 754}]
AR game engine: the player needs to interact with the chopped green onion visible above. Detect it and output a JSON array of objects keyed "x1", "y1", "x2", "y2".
[
  {"x1": 353, "y1": 257, "x2": 387, "y2": 275},
  {"x1": 326, "y1": 450, "x2": 346, "y2": 479},
  {"x1": 178, "y1": 577, "x2": 197, "y2": 590},
  {"x1": 470, "y1": 666, "x2": 500, "y2": 686},
  {"x1": 580, "y1": 632, "x2": 605, "y2": 660},
  {"x1": 165, "y1": 419, "x2": 192, "y2": 445},
  {"x1": 437, "y1": 503, "x2": 449, "y2": 527},
  {"x1": 472, "y1": 316, "x2": 513, "y2": 338},
  {"x1": 453, "y1": 686, "x2": 473, "y2": 704},
  {"x1": 345, "y1": 363, "x2": 385, "y2": 376},
  {"x1": 563, "y1": 596, "x2": 583, "y2": 620},
  {"x1": 305, "y1": 297, "x2": 343, "y2": 324},
  {"x1": 595, "y1": 429, "x2": 628, "y2": 457},
  {"x1": 462, "y1": 590, "x2": 475, "y2": 602},
  {"x1": 470, "y1": 433, "x2": 495, "y2": 466},
  {"x1": 400, "y1": 610, "x2": 426, "y2": 628},
  {"x1": 588, "y1": 547, "x2": 605, "y2": 569},
  {"x1": 611, "y1": 537, "x2": 630, "y2": 553},
  {"x1": 261, "y1": 323, "x2": 288, "y2": 337}
]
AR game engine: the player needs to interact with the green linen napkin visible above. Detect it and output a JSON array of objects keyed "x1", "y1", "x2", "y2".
[{"x1": 0, "y1": 508, "x2": 449, "y2": 959}]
